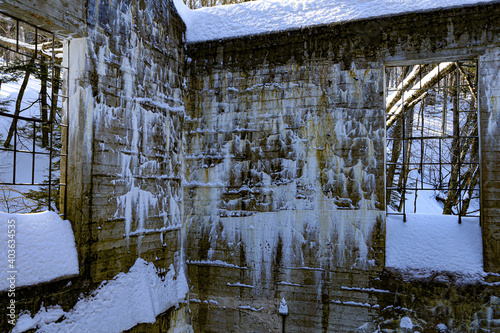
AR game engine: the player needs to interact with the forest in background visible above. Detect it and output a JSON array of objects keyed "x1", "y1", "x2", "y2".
[{"x1": 0, "y1": 13, "x2": 64, "y2": 213}]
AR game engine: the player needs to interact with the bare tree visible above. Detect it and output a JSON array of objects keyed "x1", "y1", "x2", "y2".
[{"x1": 3, "y1": 57, "x2": 35, "y2": 148}]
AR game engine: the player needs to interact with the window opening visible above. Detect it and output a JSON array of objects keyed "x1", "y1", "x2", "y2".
[
  {"x1": 385, "y1": 60, "x2": 480, "y2": 223},
  {"x1": 0, "y1": 12, "x2": 68, "y2": 215}
]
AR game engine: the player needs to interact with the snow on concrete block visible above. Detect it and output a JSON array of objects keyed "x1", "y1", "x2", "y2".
[
  {"x1": 13, "y1": 258, "x2": 189, "y2": 333},
  {"x1": 0, "y1": 211, "x2": 79, "y2": 291},
  {"x1": 279, "y1": 298, "x2": 288, "y2": 316},
  {"x1": 386, "y1": 213, "x2": 483, "y2": 276},
  {"x1": 400, "y1": 316, "x2": 413, "y2": 330},
  {"x1": 13, "y1": 305, "x2": 65, "y2": 333}
]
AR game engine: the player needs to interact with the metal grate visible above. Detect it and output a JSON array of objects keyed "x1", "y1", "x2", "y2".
[
  {"x1": 385, "y1": 60, "x2": 480, "y2": 223},
  {"x1": 0, "y1": 11, "x2": 68, "y2": 215}
]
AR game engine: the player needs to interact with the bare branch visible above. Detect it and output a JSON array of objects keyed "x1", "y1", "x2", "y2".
[
  {"x1": 386, "y1": 64, "x2": 429, "y2": 113},
  {"x1": 387, "y1": 62, "x2": 456, "y2": 128}
]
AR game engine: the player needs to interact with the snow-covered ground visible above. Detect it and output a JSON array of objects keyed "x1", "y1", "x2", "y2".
[
  {"x1": 386, "y1": 213, "x2": 483, "y2": 276},
  {"x1": 12, "y1": 258, "x2": 189, "y2": 333},
  {"x1": 0, "y1": 211, "x2": 78, "y2": 291},
  {"x1": 174, "y1": 0, "x2": 498, "y2": 42}
]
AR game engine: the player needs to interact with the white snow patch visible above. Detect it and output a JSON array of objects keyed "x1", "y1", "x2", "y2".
[
  {"x1": 400, "y1": 316, "x2": 413, "y2": 330},
  {"x1": 398, "y1": 183, "x2": 449, "y2": 215},
  {"x1": 386, "y1": 213, "x2": 483, "y2": 275},
  {"x1": 341, "y1": 286, "x2": 391, "y2": 293},
  {"x1": 277, "y1": 281, "x2": 301, "y2": 286},
  {"x1": 331, "y1": 299, "x2": 377, "y2": 308},
  {"x1": 279, "y1": 298, "x2": 288, "y2": 315},
  {"x1": 238, "y1": 305, "x2": 264, "y2": 312},
  {"x1": 227, "y1": 282, "x2": 255, "y2": 288},
  {"x1": 173, "y1": 0, "x2": 497, "y2": 43},
  {"x1": 13, "y1": 306, "x2": 65, "y2": 333},
  {"x1": 437, "y1": 323, "x2": 448, "y2": 332},
  {"x1": 187, "y1": 259, "x2": 247, "y2": 269},
  {"x1": 13, "y1": 258, "x2": 188, "y2": 333},
  {"x1": 0, "y1": 211, "x2": 79, "y2": 291}
]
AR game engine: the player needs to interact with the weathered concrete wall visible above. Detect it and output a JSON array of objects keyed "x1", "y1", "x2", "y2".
[
  {"x1": 185, "y1": 3, "x2": 500, "y2": 332},
  {"x1": 0, "y1": 0, "x2": 85, "y2": 37},
  {"x1": 369, "y1": 273, "x2": 500, "y2": 332},
  {"x1": 0, "y1": 0, "x2": 190, "y2": 331},
  {"x1": 71, "y1": 0, "x2": 187, "y2": 284},
  {"x1": 185, "y1": 15, "x2": 387, "y2": 333},
  {"x1": 185, "y1": 59, "x2": 385, "y2": 332},
  {"x1": 479, "y1": 46, "x2": 500, "y2": 274},
  {"x1": 125, "y1": 306, "x2": 192, "y2": 333}
]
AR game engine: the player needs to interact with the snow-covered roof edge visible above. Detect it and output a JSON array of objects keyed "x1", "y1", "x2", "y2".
[{"x1": 173, "y1": 0, "x2": 500, "y2": 44}]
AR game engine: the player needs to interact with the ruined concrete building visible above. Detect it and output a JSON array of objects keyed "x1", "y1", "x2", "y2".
[{"x1": 0, "y1": 0, "x2": 500, "y2": 331}]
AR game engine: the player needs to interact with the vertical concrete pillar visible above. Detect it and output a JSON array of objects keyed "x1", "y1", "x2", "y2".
[
  {"x1": 63, "y1": 38, "x2": 95, "y2": 279},
  {"x1": 479, "y1": 47, "x2": 500, "y2": 274}
]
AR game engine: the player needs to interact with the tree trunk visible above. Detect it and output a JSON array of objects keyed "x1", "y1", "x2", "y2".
[
  {"x1": 3, "y1": 58, "x2": 35, "y2": 148},
  {"x1": 50, "y1": 65, "x2": 61, "y2": 125},
  {"x1": 443, "y1": 70, "x2": 461, "y2": 214},
  {"x1": 460, "y1": 165, "x2": 480, "y2": 216},
  {"x1": 40, "y1": 57, "x2": 49, "y2": 148},
  {"x1": 458, "y1": 105, "x2": 479, "y2": 216},
  {"x1": 386, "y1": 116, "x2": 403, "y2": 208},
  {"x1": 414, "y1": 99, "x2": 426, "y2": 213},
  {"x1": 397, "y1": 106, "x2": 415, "y2": 212}
]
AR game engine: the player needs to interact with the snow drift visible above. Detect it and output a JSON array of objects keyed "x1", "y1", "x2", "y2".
[{"x1": 13, "y1": 258, "x2": 189, "y2": 333}]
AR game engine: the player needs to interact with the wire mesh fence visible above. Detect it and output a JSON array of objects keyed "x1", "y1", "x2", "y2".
[{"x1": 0, "y1": 11, "x2": 68, "y2": 215}]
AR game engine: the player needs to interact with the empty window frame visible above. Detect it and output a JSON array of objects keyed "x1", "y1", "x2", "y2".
[
  {"x1": 385, "y1": 60, "x2": 480, "y2": 223},
  {"x1": 0, "y1": 12, "x2": 68, "y2": 214}
]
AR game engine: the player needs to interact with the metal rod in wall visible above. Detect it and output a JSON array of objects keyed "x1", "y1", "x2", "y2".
[
  {"x1": 32, "y1": 120, "x2": 36, "y2": 185},
  {"x1": 63, "y1": 39, "x2": 70, "y2": 219},
  {"x1": 456, "y1": 64, "x2": 462, "y2": 224},
  {"x1": 13, "y1": 119, "x2": 17, "y2": 184}
]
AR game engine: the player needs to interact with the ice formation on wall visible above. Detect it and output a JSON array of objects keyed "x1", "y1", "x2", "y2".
[
  {"x1": 185, "y1": 64, "x2": 385, "y2": 287},
  {"x1": 481, "y1": 48, "x2": 500, "y2": 138},
  {"x1": 85, "y1": 0, "x2": 185, "y2": 254}
]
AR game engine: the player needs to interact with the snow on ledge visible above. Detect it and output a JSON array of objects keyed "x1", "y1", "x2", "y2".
[
  {"x1": 173, "y1": 0, "x2": 498, "y2": 43},
  {"x1": 0, "y1": 211, "x2": 79, "y2": 291},
  {"x1": 13, "y1": 258, "x2": 189, "y2": 333},
  {"x1": 386, "y1": 214, "x2": 484, "y2": 277}
]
